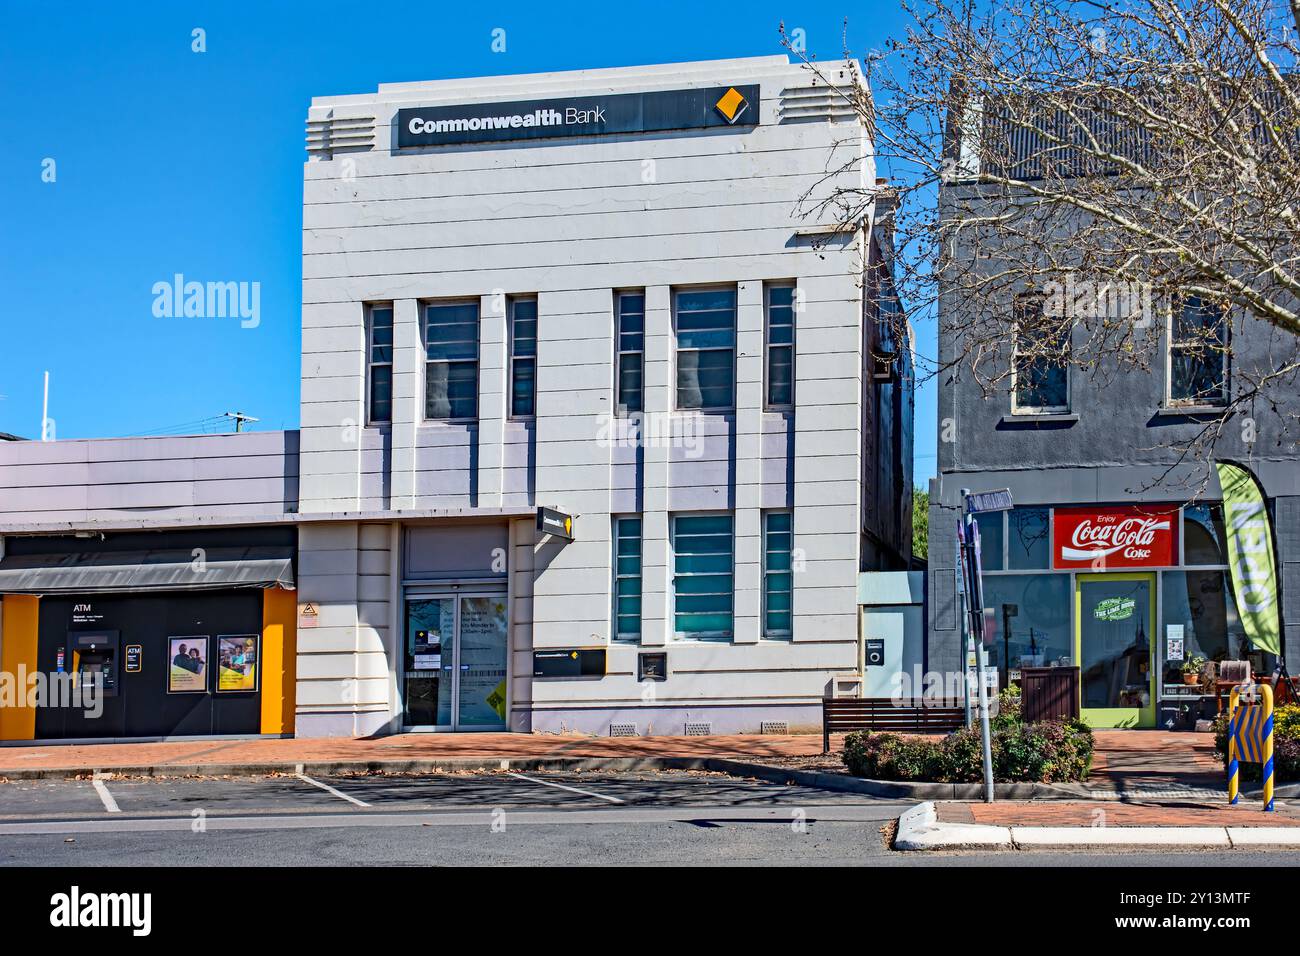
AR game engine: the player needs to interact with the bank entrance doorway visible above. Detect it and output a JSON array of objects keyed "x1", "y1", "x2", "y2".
[
  {"x1": 1075, "y1": 573, "x2": 1156, "y2": 728},
  {"x1": 403, "y1": 591, "x2": 508, "y2": 731}
]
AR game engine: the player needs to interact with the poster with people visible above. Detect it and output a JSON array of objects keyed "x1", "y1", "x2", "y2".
[
  {"x1": 217, "y1": 635, "x2": 259, "y2": 692},
  {"x1": 168, "y1": 636, "x2": 208, "y2": 693}
]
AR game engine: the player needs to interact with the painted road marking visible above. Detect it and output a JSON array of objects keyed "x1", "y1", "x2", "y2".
[
  {"x1": 294, "y1": 767, "x2": 371, "y2": 808},
  {"x1": 0, "y1": 804, "x2": 892, "y2": 835},
  {"x1": 91, "y1": 772, "x2": 120, "y2": 814},
  {"x1": 507, "y1": 771, "x2": 625, "y2": 804}
]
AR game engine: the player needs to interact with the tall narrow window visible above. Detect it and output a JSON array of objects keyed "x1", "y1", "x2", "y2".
[
  {"x1": 672, "y1": 513, "x2": 734, "y2": 641},
  {"x1": 424, "y1": 301, "x2": 479, "y2": 420},
  {"x1": 763, "y1": 511, "x2": 793, "y2": 638},
  {"x1": 675, "y1": 287, "x2": 736, "y2": 410},
  {"x1": 615, "y1": 292, "x2": 645, "y2": 415},
  {"x1": 510, "y1": 298, "x2": 537, "y2": 418},
  {"x1": 1011, "y1": 295, "x2": 1069, "y2": 413},
  {"x1": 1169, "y1": 294, "x2": 1228, "y2": 405},
  {"x1": 367, "y1": 304, "x2": 393, "y2": 424},
  {"x1": 613, "y1": 516, "x2": 642, "y2": 640},
  {"x1": 765, "y1": 285, "x2": 795, "y2": 408}
]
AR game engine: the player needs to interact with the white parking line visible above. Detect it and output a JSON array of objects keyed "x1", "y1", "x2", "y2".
[
  {"x1": 91, "y1": 772, "x2": 120, "y2": 814},
  {"x1": 295, "y1": 770, "x2": 371, "y2": 808},
  {"x1": 507, "y1": 772, "x2": 625, "y2": 804}
]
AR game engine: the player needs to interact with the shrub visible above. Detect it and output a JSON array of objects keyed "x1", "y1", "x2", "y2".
[
  {"x1": 991, "y1": 686, "x2": 1021, "y2": 731},
  {"x1": 840, "y1": 716, "x2": 1093, "y2": 784}
]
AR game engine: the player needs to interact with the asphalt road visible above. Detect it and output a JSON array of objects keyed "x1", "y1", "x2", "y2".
[{"x1": 1, "y1": 770, "x2": 1300, "y2": 866}]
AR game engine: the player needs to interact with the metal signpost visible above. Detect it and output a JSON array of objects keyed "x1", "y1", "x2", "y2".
[{"x1": 959, "y1": 488, "x2": 1013, "y2": 804}]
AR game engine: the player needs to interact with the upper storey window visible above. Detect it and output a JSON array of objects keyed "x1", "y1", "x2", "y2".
[
  {"x1": 425, "y1": 301, "x2": 479, "y2": 420},
  {"x1": 367, "y1": 304, "x2": 393, "y2": 424},
  {"x1": 675, "y1": 287, "x2": 736, "y2": 411}
]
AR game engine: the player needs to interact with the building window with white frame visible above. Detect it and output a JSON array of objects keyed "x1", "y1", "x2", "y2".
[
  {"x1": 1168, "y1": 293, "x2": 1228, "y2": 406},
  {"x1": 675, "y1": 287, "x2": 736, "y2": 411},
  {"x1": 763, "y1": 511, "x2": 793, "y2": 638},
  {"x1": 424, "y1": 301, "x2": 479, "y2": 420},
  {"x1": 765, "y1": 284, "x2": 795, "y2": 408},
  {"x1": 1011, "y1": 294, "x2": 1070, "y2": 414},
  {"x1": 367, "y1": 304, "x2": 393, "y2": 424},
  {"x1": 613, "y1": 516, "x2": 642, "y2": 641},
  {"x1": 615, "y1": 291, "x2": 644, "y2": 415},
  {"x1": 509, "y1": 297, "x2": 537, "y2": 418},
  {"x1": 671, "y1": 513, "x2": 734, "y2": 640}
]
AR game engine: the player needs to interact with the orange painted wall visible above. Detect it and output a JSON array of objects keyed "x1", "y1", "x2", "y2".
[
  {"x1": 0, "y1": 595, "x2": 39, "y2": 741},
  {"x1": 260, "y1": 588, "x2": 297, "y2": 735}
]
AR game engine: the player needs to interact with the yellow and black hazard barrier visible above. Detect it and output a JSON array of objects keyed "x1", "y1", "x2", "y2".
[{"x1": 1227, "y1": 683, "x2": 1274, "y2": 812}]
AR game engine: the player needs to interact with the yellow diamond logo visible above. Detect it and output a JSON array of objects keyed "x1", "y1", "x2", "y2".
[{"x1": 715, "y1": 87, "x2": 748, "y2": 124}]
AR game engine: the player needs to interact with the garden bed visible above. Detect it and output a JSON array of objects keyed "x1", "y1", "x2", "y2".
[{"x1": 839, "y1": 689, "x2": 1095, "y2": 784}]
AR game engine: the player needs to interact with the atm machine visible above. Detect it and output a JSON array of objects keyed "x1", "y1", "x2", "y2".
[{"x1": 69, "y1": 630, "x2": 120, "y2": 697}]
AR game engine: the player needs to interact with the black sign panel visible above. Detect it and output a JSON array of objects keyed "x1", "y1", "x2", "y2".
[
  {"x1": 533, "y1": 648, "x2": 607, "y2": 679},
  {"x1": 125, "y1": 644, "x2": 143, "y2": 673},
  {"x1": 537, "y1": 506, "x2": 575, "y2": 541},
  {"x1": 397, "y1": 85, "x2": 760, "y2": 148}
]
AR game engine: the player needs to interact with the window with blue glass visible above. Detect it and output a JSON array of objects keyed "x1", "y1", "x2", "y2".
[
  {"x1": 763, "y1": 511, "x2": 793, "y2": 638},
  {"x1": 766, "y1": 285, "x2": 795, "y2": 407},
  {"x1": 675, "y1": 287, "x2": 736, "y2": 410},
  {"x1": 672, "y1": 513, "x2": 734, "y2": 640},
  {"x1": 1007, "y1": 507, "x2": 1050, "y2": 570},
  {"x1": 613, "y1": 516, "x2": 642, "y2": 640},
  {"x1": 509, "y1": 298, "x2": 537, "y2": 418},
  {"x1": 424, "y1": 301, "x2": 479, "y2": 420},
  {"x1": 616, "y1": 292, "x2": 644, "y2": 415},
  {"x1": 367, "y1": 304, "x2": 393, "y2": 424},
  {"x1": 974, "y1": 510, "x2": 1005, "y2": 571}
]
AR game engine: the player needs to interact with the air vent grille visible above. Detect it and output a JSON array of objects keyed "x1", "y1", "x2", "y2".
[
  {"x1": 760, "y1": 721, "x2": 789, "y2": 735},
  {"x1": 306, "y1": 108, "x2": 377, "y2": 160},
  {"x1": 609, "y1": 722, "x2": 638, "y2": 738},
  {"x1": 778, "y1": 84, "x2": 861, "y2": 125},
  {"x1": 684, "y1": 721, "x2": 712, "y2": 736}
]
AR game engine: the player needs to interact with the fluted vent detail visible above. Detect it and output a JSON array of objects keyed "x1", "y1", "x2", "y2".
[
  {"x1": 306, "y1": 108, "x2": 376, "y2": 160},
  {"x1": 779, "y1": 84, "x2": 861, "y2": 124}
]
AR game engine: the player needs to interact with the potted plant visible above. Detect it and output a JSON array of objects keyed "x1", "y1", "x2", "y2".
[{"x1": 1182, "y1": 655, "x2": 1207, "y2": 686}]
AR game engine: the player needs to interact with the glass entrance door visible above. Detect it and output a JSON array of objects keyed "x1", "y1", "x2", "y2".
[
  {"x1": 1075, "y1": 573, "x2": 1156, "y2": 728},
  {"x1": 403, "y1": 592, "x2": 507, "y2": 731}
]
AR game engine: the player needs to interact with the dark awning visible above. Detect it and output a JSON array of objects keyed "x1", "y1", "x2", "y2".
[{"x1": 0, "y1": 547, "x2": 295, "y2": 595}]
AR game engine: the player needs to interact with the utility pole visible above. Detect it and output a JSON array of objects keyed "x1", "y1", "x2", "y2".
[
  {"x1": 41, "y1": 371, "x2": 50, "y2": 441},
  {"x1": 222, "y1": 411, "x2": 259, "y2": 433}
]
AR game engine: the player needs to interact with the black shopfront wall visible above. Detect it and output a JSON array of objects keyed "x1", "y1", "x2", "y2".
[{"x1": 35, "y1": 590, "x2": 263, "y2": 739}]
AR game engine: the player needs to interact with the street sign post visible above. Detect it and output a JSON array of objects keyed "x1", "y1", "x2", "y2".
[{"x1": 959, "y1": 487, "x2": 1012, "y2": 804}]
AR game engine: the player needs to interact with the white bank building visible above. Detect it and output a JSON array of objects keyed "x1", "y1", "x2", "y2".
[{"x1": 0, "y1": 55, "x2": 914, "y2": 742}]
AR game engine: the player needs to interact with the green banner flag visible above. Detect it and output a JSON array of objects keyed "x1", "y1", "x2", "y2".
[{"x1": 1215, "y1": 461, "x2": 1282, "y2": 656}]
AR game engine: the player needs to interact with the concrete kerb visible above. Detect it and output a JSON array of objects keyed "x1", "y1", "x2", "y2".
[{"x1": 893, "y1": 800, "x2": 1300, "y2": 851}]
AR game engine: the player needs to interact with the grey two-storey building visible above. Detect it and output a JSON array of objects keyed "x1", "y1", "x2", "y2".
[{"x1": 928, "y1": 121, "x2": 1300, "y2": 731}]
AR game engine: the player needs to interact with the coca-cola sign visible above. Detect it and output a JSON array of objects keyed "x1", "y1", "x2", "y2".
[{"x1": 1052, "y1": 506, "x2": 1178, "y2": 569}]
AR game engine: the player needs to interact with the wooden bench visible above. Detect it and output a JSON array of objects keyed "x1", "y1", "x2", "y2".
[{"x1": 822, "y1": 698, "x2": 965, "y2": 752}]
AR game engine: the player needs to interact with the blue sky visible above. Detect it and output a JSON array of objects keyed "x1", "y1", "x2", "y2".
[{"x1": 0, "y1": 0, "x2": 935, "y2": 483}]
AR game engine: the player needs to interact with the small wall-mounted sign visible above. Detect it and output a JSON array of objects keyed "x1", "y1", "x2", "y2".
[
  {"x1": 298, "y1": 603, "x2": 319, "y2": 628},
  {"x1": 125, "y1": 644, "x2": 143, "y2": 673},
  {"x1": 533, "y1": 648, "x2": 605, "y2": 679},
  {"x1": 865, "y1": 639, "x2": 885, "y2": 667},
  {"x1": 537, "y1": 507, "x2": 575, "y2": 541}
]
